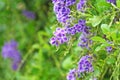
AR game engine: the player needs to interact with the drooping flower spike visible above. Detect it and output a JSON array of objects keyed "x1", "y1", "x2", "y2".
[{"x1": 2, "y1": 40, "x2": 21, "y2": 70}]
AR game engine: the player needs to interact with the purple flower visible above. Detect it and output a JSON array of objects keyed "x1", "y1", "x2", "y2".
[
  {"x1": 53, "y1": 2, "x2": 65, "y2": 13},
  {"x1": 50, "y1": 19, "x2": 91, "y2": 47},
  {"x1": 52, "y1": 0, "x2": 57, "y2": 4},
  {"x1": 22, "y1": 10, "x2": 36, "y2": 19},
  {"x1": 67, "y1": 68, "x2": 76, "y2": 80},
  {"x1": 66, "y1": 55, "x2": 94, "y2": 79},
  {"x1": 78, "y1": 33, "x2": 92, "y2": 49},
  {"x1": 56, "y1": 7, "x2": 71, "y2": 23},
  {"x1": 106, "y1": 0, "x2": 116, "y2": 5},
  {"x1": 50, "y1": 27, "x2": 68, "y2": 46},
  {"x1": 66, "y1": 0, "x2": 76, "y2": 6},
  {"x1": 73, "y1": 19, "x2": 92, "y2": 49},
  {"x1": 59, "y1": 7, "x2": 71, "y2": 16},
  {"x1": 77, "y1": 0, "x2": 86, "y2": 11},
  {"x1": 93, "y1": 77, "x2": 97, "y2": 80},
  {"x1": 52, "y1": 0, "x2": 76, "y2": 6},
  {"x1": 106, "y1": 46, "x2": 112, "y2": 53},
  {"x1": 78, "y1": 55, "x2": 94, "y2": 73},
  {"x1": 52, "y1": 0, "x2": 65, "y2": 4},
  {"x1": 12, "y1": 61, "x2": 20, "y2": 70},
  {"x1": 78, "y1": 20, "x2": 92, "y2": 49},
  {"x1": 1, "y1": 40, "x2": 21, "y2": 70},
  {"x1": 66, "y1": 19, "x2": 89, "y2": 35},
  {"x1": 52, "y1": 0, "x2": 75, "y2": 23}
]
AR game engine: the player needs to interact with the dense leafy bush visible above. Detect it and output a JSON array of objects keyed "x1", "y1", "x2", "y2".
[{"x1": 50, "y1": 0, "x2": 120, "y2": 80}]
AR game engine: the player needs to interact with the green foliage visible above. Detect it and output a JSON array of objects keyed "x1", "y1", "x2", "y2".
[
  {"x1": 101, "y1": 24, "x2": 110, "y2": 34},
  {"x1": 91, "y1": 36, "x2": 106, "y2": 43},
  {"x1": 117, "y1": 0, "x2": 120, "y2": 8},
  {"x1": 94, "y1": 0, "x2": 111, "y2": 14},
  {"x1": 88, "y1": 16, "x2": 103, "y2": 27}
]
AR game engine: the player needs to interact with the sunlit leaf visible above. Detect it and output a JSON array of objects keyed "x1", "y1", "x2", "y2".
[
  {"x1": 91, "y1": 36, "x2": 106, "y2": 43},
  {"x1": 88, "y1": 16, "x2": 103, "y2": 27},
  {"x1": 101, "y1": 24, "x2": 110, "y2": 34}
]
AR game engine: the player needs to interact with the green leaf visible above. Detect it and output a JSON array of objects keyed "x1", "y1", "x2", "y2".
[
  {"x1": 117, "y1": 0, "x2": 120, "y2": 8},
  {"x1": 32, "y1": 44, "x2": 40, "y2": 49},
  {"x1": 106, "y1": 57, "x2": 116, "y2": 65},
  {"x1": 62, "y1": 57, "x2": 72, "y2": 69},
  {"x1": 95, "y1": 46, "x2": 102, "y2": 52},
  {"x1": 116, "y1": 31, "x2": 120, "y2": 41},
  {"x1": 111, "y1": 29, "x2": 117, "y2": 40},
  {"x1": 101, "y1": 24, "x2": 110, "y2": 34},
  {"x1": 94, "y1": 67, "x2": 101, "y2": 77},
  {"x1": 95, "y1": 0, "x2": 111, "y2": 13},
  {"x1": 88, "y1": 16, "x2": 103, "y2": 27},
  {"x1": 95, "y1": 43, "x2": 110, "y2": 52},
  {"x1": 91, "y1": 36, "x2": 106, "y2": 43}
]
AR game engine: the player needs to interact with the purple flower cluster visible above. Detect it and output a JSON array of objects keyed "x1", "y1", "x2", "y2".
[
  {"x1": 70, "y1": 19, "x2": 92, "y2": 49},
  {"x1": 106, "y1": 46, "x2": 112, "y2": 53},
  {"x1": 67, "y1": 55, "x2": 94, "y2": 80},
  {"x1": 52, "y1": 0, "x2": 76, "y2": 23},
  {"x1": 1, "y1": 40, "x2": 21, "y2": 70},
  {"x1": 66, "y1": 0, "x2": 76, "y2": 6},
  {"x1": 50, "y1": 27, "x2": 68, "y2": 46},
  {"x1": 78, "y1": 55, "x2": 93, "y2": 73},
  {"x1": 106, "y1": 41, "x2": 113, "y2": 53},
  {"x1": 50, "y1": 19, "x2": 90, "y2": 46},
  {"x1": 22, "y1": 10, "x2": 36, "y2": 19},
  {"x1": 77, "y1": 0, "x2": 86, "y2": 11},
  {"x1": 78, "y1": 33, "x2": 92, "y2": 49},
  {"x1": 67, "y1": 68, "x2": 76, "y2": 80},
  {"x1": 66, "y1": 19, "x2": 89, "y2": 35},
  {"x1": 106, "y1": 0, "x2": 116, "y2": 5}
]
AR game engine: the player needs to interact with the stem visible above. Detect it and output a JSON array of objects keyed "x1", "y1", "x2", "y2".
[
  {"x1": 11, "y1": 48, "x2": 34, "y2": 80},
  {"x1": 111, "y1": 4, "x2": 120, "y2": 11},
  {"x1": 99, "y1": 61, "x2": 108, "y2": 80},
  {"x1": 110, "y1": 50, "x2": 120, "y2": 80}
]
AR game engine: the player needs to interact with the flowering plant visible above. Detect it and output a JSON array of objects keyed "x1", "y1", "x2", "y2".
[
  {"x1": 0, "y1": 0, "x2": 120, "y2": 80},
  {"x1": 50, "y1": 0, "x2": 120, "y2": 80}
]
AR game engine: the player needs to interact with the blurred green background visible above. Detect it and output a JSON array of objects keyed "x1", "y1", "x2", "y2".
[{"x1": 0, "y1": 0, "x2": 70, "y2": 80}]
